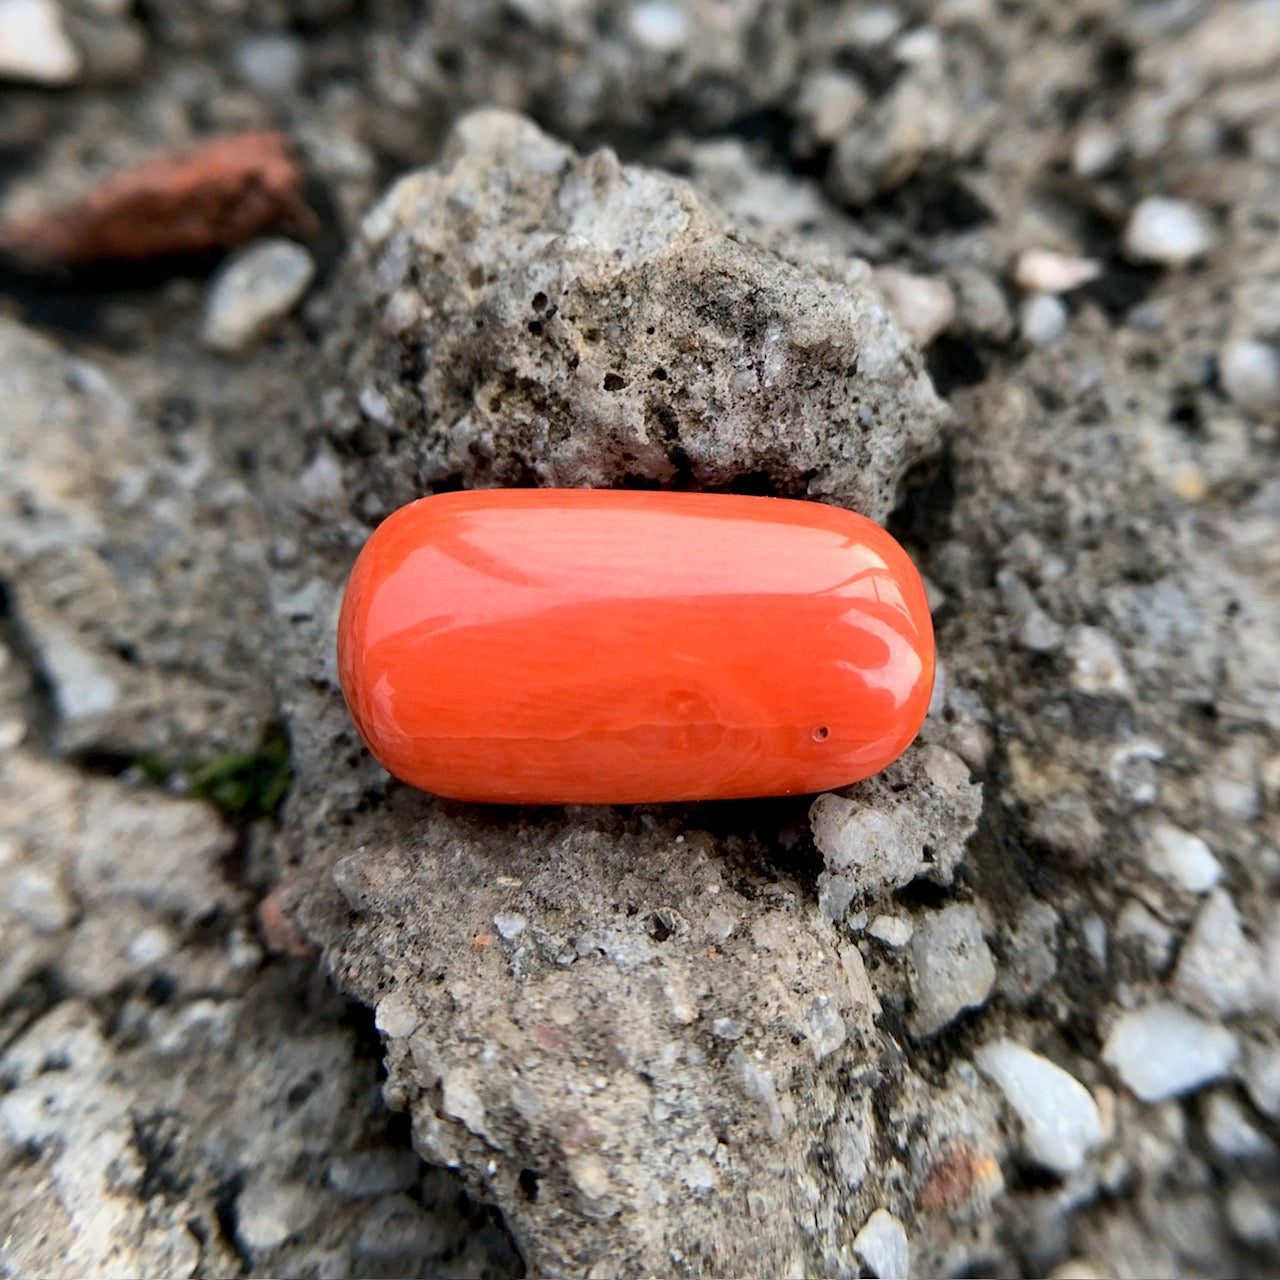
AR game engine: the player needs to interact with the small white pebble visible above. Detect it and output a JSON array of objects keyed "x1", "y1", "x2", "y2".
[
  {"x1": 933, "y1": 0, "x2": 995, "y2": 23},
  {"x1": 894, "y1": 26, "x2": 943, "y2": 66},
  {"x1": 374, "y1": 992, "x2": 421, "y2": 1040},
  {"x1": 1014, "y1": 249, "x2": 1102, "y2": 294},
  {"x1": 853, "y1": 1208, "x2": 909, "y2": 1280},
  {"x1": 1124, "y1": 197, "x2": 1214, "y2": 266},
  {"x1": 0, "y1": 0, "x2": 81, "y2": 85},
  {"x1": 664, "y1": 975, "x2": 697, "y2": 1025},
  {"x1": 1021, "y1": 293, "x2": 1068, "y2": 345},
  {"x1": 1219, "y1": 338, "x2": 1280, "y2": 411},
  {"x1": 567, "y1": 1153, "x2": 611, "y2": 1202},
  {"x1": 1116, "y1": 899, "x2": 1175, "y2": 970},
  {"x1": 1048, "y1": 1262, "x2": 1107, "y2": 1280},
  {"x1": 127, "y1": 924, "x2": 176, "y2": 968},
  {"x1": 1208, "y1": 740, "x2": 1262, "y2": 822},
  {"x1": 1065, "y1": 625, "x2": 1131, "y2": 696},
  {"x1": 493, "y1": 911, "x2": 527, "y2": 940},
  {"x1": 704, "y1": 907, "x2": 736, "y2": 941},
  {"x1": 843, "y1": 5, "x2": 903, "y2": 47},
  {"x1": 873, "y1": 267, "x2": 956, "y2": 348},
  {"x1": 1202, "y1": 1090, "x2": 1274, "y2": 1160},
  {"x1": 1072, "y1": 123, "x2": 1122, "y2": 177},
  {"x1": 1226, "y1": 1181, "x2": 1280, "y2": 1248},
  {"x1": 382, "y1": 288, "x2": 422, "y2": 336},
  {"x1": 868, "y1": 914, "x2": 913, "y2": 948},
  {"x1": 975, "y1": 1039, "x2": 1104, "y2": 1174},
  {"x1": 440, "y1": 1071, "x2": 486, "y2": 1135},
  {"x1": 202, "y1": 238, "x2": 316, "y2": 355},
  {"x1": 1245, "y1": 1041, "x2": 1280, "y2": 1119},
  {"x1": 627, "y1": 1, "x2": 688, "y2": 53},
  {"x1": 233, "y1": 33, "x2": 304, "y2": 94},
  {"x1": 1172, "y1": 888, "x2": 1264, "y2": 1018},
  {"x1": 1144, "y1": 822, "x2": 1221, "y2": 893},
  {"x1": 1081, "y1": 913, "x2": 1109, "y2": 970},
  {"x1": 682, "y1": 1157, "x2": 717, "y2": 1191},
  {"x1": 797, "y1": 71, "x2": 868, "y2": 145},
  {"x1": 1102, "y1": 1002, "x2": 1239, "y2": 1102},
  {"x1": 234, "y1": 1175, "x2": 318, "y2": 1254},
  {"x1": 7, "y1": 866, "x2": 73, "y2": 934}
]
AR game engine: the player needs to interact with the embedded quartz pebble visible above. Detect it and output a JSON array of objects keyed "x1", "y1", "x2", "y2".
[
  {"x1": 975, "y1": 1039, "x2": 1104, "y2": 1175},
  {"x1": 337, "y1": 489, "x2": 935, "y2": 805}
]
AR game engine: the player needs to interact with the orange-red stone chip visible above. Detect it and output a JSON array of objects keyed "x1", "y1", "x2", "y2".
[{"x1": 337, "y1": 489, "x2": 935, "y2": 805}]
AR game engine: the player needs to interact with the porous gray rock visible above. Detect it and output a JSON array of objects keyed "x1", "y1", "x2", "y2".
[
  {"x1": 307, "y1": 805, "x2": 894, "y2": 1275},
  {"x1": 318, "y1": 109, "x2": 945, "y2": 525}
]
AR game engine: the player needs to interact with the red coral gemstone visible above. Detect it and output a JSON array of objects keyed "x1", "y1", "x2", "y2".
[{"x1": 337, "y1": 489, "x2": 935, "y2": 804}]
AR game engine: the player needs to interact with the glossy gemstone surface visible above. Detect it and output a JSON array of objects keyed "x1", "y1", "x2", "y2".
[{"x1": 337, "y1": 489, "x2": 935, "y2": 804}]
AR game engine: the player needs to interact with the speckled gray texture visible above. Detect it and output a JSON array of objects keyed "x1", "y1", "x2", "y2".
[
  {"x1": 0, "y1": 611, "x2": 519, "y2": 1280},
  {"x1": 0, "y1": 317, "x2": 274, "y2": 759},
  {"x1": 317, "y1": 109, "x2": 944, "y2": 524}
]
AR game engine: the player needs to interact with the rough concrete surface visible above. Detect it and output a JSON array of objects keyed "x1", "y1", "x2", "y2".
[
  {"x1": 3, "y1": 1, "x2": 1280, "y2": 1277},
  {"x1": 0, "y1": 317, "x2": 276, "y2": 759}
]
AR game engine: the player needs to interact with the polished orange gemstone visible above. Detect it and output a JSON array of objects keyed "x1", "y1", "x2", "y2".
[{"x1": 337, "y1": 489, "x2": 935, "y2": 805}]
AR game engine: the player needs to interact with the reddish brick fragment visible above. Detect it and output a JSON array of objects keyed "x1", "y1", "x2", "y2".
[
  {"x1": 257, "y1": 881, "x2": 316, "y2": 958},
  {"x1": 915, "y1": 1140, "x2": 1001, "y2": 1213},
  {"x1": 0, "y1": 131, "x2": 315, "y2": 267}
]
